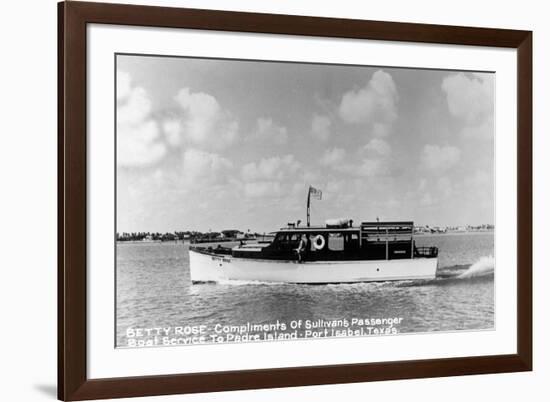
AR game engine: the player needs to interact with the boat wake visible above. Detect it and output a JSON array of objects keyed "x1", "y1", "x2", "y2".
[
  {"x1": 457, "y1": 255, "x2": 494, "y2": 279},
  {"x1": 398, "y1": 255, "x2": 494, "y2": 287}
]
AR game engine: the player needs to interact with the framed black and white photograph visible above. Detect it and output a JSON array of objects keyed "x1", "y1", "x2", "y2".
[
  {"x1": 58, "y1": 1, "x2": 532, "y2": 400},
  {"x1": 116, "y1": 54, "x2": 495, "y2": 346}
]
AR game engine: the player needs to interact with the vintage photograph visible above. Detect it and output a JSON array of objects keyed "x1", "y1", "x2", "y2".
[{"x1": 115, "y1": 54, "x2": 495, "y2": 348}]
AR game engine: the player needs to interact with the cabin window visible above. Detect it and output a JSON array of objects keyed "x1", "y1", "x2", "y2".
[
  {"x1": 275, "y1": 233, "x2": 302, "y2": 248},
  {"x1": 327, "y1": 233, "x2": 344, "y2": 251},
  {"x1": 275, "y1": 233, "x2": 291, "y2": 248},
  {"x1": 290, "y1": 233, "x2": 301, "y2": 247}
]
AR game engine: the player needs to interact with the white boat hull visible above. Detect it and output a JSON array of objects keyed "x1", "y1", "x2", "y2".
[{"x1": 189, "y1": 249, "x2": 438, "y2": 284}]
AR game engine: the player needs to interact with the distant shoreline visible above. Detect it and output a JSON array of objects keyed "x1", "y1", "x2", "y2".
[{"x1": 414, "y1": 230, "x2": 494, "y2": 237}]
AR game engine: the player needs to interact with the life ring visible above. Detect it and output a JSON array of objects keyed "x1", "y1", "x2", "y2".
[{"x1": 313, "y1": 235, "x2": 325, "y2": 250}]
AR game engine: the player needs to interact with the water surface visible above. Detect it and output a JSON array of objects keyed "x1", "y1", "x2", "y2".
[{"x1": 116, "y1": 233, "x2": 494, "y2": 347}]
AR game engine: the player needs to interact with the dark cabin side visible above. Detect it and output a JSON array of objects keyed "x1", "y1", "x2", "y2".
[{"x1": 231, "y1": 221, "x2": 437, "y2": 261}]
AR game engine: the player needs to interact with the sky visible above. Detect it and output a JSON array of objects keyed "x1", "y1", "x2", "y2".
[{"x1": 116, "y1": 54, "x2": 494, "y2": 233}]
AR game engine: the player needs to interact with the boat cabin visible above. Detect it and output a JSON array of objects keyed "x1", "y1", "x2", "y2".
[{"x1": 230, "y1": 221, "x2": 438, "y2": 261}]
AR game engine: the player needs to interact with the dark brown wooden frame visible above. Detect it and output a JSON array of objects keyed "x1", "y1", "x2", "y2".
[{"x1": 58, "y1": 1, "x2": 532, "y2": 400}]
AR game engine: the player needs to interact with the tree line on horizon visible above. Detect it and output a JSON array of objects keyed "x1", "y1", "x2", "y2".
[{"x1": 116, "y1": 230, "x2": 263, "y2": 242}]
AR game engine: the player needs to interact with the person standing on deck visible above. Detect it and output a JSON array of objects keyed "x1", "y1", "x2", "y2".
[{"x1": 296, "y1": 234, "x2": 307, "y2": 263}]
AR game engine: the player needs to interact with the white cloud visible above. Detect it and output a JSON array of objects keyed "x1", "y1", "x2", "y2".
[
  {"x1": 181, "y1": 148, "x2": 232, "y2": 185},
  {"x1": 172, "y1": 88, "x2": 239, "y2": 149},
  {"x1": 311, "y1": 114, "x2": 331, "y2": 142},
  {"x1": 118, "y1": 121, "x2": 166, "y2": 167},
  {"x1": 442, "y1": 73, "x2": 494, "y2": 141},
  {"x1": 244, "y1": 181, "x2": 283, "y2": 198},
  {"x1": 175, "y1": 89, "x2": 219, "y2": 142},
  {"x1": 338, "y1": 70, "x2": 398, "y2": 125},
  {"x1": 162, "y1": 119, "x2": 182, "y2": 147},
  {"x1": 241, "y1": 155, "x2": 300, "y2": 182},
  {"x1": 118, "y1": 87, "x2": 152, "y2": 126},
  {"x1": 117, "y1": 71, "x2": 166, "y2": 167},
  {"x1": 117, "y1": 70, "x2": 131, "y2": 101},
  {"x1": 333, "y1": 158, "x2": 387, "y2": 178},
  {"x1": 460, "y1": 119, "x2": 494, "y2": 140},
  {"x1": 463, "y1": 169, "x2": 492, "y2": 193},
  {"x1": 363, "y1": 138, "x2": 391, "y2": 156},
  {"x1": 371, "y1": 123, "x2": 391, "y2": 138},
  {"x1": 320, "y1": 148, "x2": 346, "y2": 166},
  {"x1": 422, "y1": 144, "x2": 461, "y2": 171},
  {"x1": 324, "y1": 139, "x2": 391, "y2": 177},
  {"x1": 249, "y1": 117, "x2": 288, "y2": 145},
  {"x1": 442, "y1": 73, "x2": 493, "y2": 124},
  {"x1": 240, "y1": 155, "x2": 302, "y2": 200},
  {"x1": 322, "y1": 139, "x2": 391, "y2": 177},
  {"x1": 415, "y1": 176, "x2": 454, "y2": 207},
  {"x1": 355, "y1": 158, "x2": 386, "y2": 177}
]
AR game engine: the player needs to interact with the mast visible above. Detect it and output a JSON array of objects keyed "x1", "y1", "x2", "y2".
[{"x1": 307, "y1": 186, "x2": 311, "y2": 227}]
